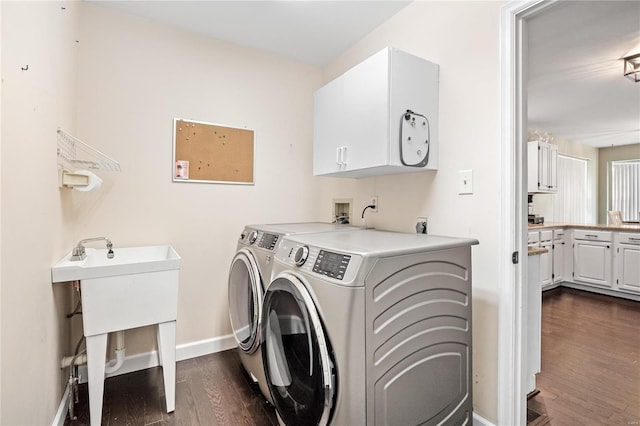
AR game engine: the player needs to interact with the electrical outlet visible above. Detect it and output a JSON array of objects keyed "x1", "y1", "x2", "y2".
[
  {"x1": 416, "y1": 216, "x2": 428, "y2": 234},
  {"x1": 370, "y1": 196, "x2": 378, "y2": 212}
]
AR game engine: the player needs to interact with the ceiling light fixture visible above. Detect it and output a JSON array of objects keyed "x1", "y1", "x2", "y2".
[{"x1": 623, "y1": 53, "x2": 640, "y2": 82}]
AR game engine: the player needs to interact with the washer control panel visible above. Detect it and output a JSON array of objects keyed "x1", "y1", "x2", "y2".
[
  {"x1": 241, "y1": 229, "x2": 280, "y2": 251},
  {"x1": 313, "y1": 250, "x2": 351, "y2": 280},
  {"x1": 258, "y1": 232, "x2": 279, "y2": 250}
]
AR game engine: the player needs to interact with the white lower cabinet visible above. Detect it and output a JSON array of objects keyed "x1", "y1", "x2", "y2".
[
  {"x1": 539, "y1": 231, "x2": 553, "y2": 289},
  {"x1": 552, "y1": 229, "x2": 567, "y2": 283},
  {"x1": 532, "y1": 227, "x2": 640, "y2": 299},
  {"x1": 573, "y1": 230, "x2": 613, "y2": 288},
  {"x1": 614, "y1": 233, "x2": 640, "y2": 294}
]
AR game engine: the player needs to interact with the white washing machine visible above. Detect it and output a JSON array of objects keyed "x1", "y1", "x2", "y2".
[
  {"x1": 228, "y1": 223, "x2": 360, "y2": 404},
  {"x1": 261, "y1": 229, "x2": 478, "y2": 425}
]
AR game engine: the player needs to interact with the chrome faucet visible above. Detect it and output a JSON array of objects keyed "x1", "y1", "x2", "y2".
[{"x1": 70, "y1": 237, "x2": 114, "y2": 261}]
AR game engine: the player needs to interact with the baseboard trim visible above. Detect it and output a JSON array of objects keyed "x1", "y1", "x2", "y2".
[
  {"x1": 177, "y1": 334, "x2": 237, "y2": 361},
  {"x1": 53, "y1": 334, "x2": 237, "y2": 423},
  {"x1": 473, "y1": 412, "x2": 496, "y2": 426},
  {"x1": 558, "y1": 282, "x2": 640, "y2": 302}
]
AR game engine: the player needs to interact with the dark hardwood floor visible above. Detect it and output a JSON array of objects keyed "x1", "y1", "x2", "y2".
[
  {"x1": 66, "y1": 287, "x2": 640, "y2": 426},
  {"x1": 65, "y1": 349, "x2": 277, "y2": 426},
  {"x1": 528, "y1": 287, "x2": 640, "y2": 426}
]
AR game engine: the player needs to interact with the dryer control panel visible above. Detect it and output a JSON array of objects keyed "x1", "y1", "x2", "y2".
[
  {"x1": 275, "y1": 239, "x2": 363, "y2": 286},
  {"x1": 313, "y1": 250, "x2": 351, "y2": 280}
]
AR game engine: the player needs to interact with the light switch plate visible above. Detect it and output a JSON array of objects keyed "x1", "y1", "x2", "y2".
[{"x1": 459, "y1": 170, "x2": 473, "y2": 194}]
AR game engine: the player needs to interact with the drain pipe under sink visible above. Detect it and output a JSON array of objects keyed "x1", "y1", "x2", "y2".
[
  {"x1": 104, "y1": 331, "x2": 126, "y2": 374},
  {"x1": 61, "y1": 331, "x2": 126, "y2": 373}
]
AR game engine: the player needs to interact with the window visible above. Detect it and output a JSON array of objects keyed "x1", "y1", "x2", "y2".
[
  {"x1": 610, "y1": 160, "x2": 640, "y2": 222},
  {"x1": 553, "y1": 155, "x2": 588, "y2": 223}
]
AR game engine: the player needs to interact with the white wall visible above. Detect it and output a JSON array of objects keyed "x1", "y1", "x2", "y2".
[
  {"x1": 1, "y1": 1, "x2": 509, "y2": 423},
  {"x1": 1, "y1": 1, "x2": 79, "y2": 424},
  {"x1": 72, "y1": 3, "x2": 338, "y2": 355},
  {"x1": 317, "y1": 2, "x2": 504, "y2": 421}
]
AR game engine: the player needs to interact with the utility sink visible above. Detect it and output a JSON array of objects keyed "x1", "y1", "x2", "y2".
[
  {"x1": 51, "y1": 245, "x2": 180, "y2": 283},
  {"x1": 51, "y1": 244, "x2": 181, "y2": 425}
]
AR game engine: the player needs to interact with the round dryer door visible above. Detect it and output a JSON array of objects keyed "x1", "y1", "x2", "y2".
[
  {"x1": 228, "y1": 249, "x2": 263, "y2": 353},
  {"x1": 262, "y1": 273, "x2": 335, "y2": 426}
]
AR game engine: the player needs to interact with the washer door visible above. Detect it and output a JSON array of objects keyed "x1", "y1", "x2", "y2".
[
  {"x1": 228, "y1": 249, "x2": 263, "y2": 353},
  {"x1": 262, "y1": 273, "x2": 335, "y2": 426}
]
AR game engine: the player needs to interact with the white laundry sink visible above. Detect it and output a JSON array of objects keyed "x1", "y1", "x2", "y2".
[
  {"x1": 51, "y1": 244, "x2": 181, "y2": 425},
  {"x1": 51, "y1": 245, "x2": 181, "y2": 283},
  {"x1": 51, "y1": 244, "x2": 181, "y2": 335}
]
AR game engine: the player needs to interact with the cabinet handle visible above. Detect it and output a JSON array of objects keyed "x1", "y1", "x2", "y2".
[
  {"x1": 629, "y1": 237, "x2": 640, "y2": 242},
  {"x1": 585, "y1": 234, "x2": 599, "y2": 238},
  {"x1": 336, "y1": 146, "x2": 347, "y2": 166}
]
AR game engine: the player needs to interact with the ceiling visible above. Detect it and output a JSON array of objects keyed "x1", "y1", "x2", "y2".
[
  {"x1": 527, "y1": 1, "x2": 640, "y2": 148},
  {"x1": 88, "y1": 0, "x2": 411, "y2": 66},
  {"x1": 89, "y1": 1, "x2": 639, "y2": 148}
]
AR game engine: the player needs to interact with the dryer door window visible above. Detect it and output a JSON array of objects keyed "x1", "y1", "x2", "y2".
[
  {"x1": 262, "y1": 274, "x2": 336, "y2": 426},
  {"x1": 228, "y1": 249, "x2": 263, "y2": 353}
]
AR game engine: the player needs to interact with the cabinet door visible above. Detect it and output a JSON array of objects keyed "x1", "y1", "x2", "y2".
[
  {"x1": 341, "y1": 49, "x2": 389, "y2": 172},
  {"x1": 538, "y1": 143, "x2": 551, "y2": 191},
  {"x1": 616, "y1": 243, "x2": 640, "y2": 294},
  {"x1": 548, "y1": 144, "x2": 558, "y2": 191},
  {"x1": 540, "y1": 241, "x2": 553, "y2": 288},
  {"x1": 313, "y1": 78, "x2": 346, "y2": 175},
  {"x1": 553, "y1": 237, "x2": 564, "y2": 283},
  {"x1": 573, "y1": 240, "x2": 613, "y2": 287}
]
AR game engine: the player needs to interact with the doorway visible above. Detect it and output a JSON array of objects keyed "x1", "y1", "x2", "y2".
[
  {"x1": 500, "y1": 1, "x2": 640, "y2": 424},
  {"x1": 498, "y1": 1, "x2": 553, "y2": 425}
]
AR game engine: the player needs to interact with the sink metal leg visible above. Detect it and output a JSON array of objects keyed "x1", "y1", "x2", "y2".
[
  {"x1": 157, "y1": 321, "x2": 176, "y2": 413},
  {"x1": 86, "y1": 333, "x2": 108, "y2": 426}
]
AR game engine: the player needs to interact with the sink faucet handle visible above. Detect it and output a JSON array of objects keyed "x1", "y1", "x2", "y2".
[
  {"x1": 106, "y1": 239, "x2": 115, "y2": 259},
  {"x1": 70, "y1": 237, "x2": 114, "y2": 261}
]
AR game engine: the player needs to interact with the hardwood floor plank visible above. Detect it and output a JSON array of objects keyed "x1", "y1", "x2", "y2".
[
  {"x1": 65, "y1": 350, "x2": 277, "y2": 426},
  {"x1": 529, "y1": 288, "x2": 640, "y2": 426}
]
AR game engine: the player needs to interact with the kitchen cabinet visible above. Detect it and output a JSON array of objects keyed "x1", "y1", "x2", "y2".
[
  {"x1": 313, "y1": 47, "x2": 439, "y2": 178},
  {"x1": 573, "y1": 230, "x2": 613, "y2": 288},
  {"x1": 527, "y1": 141, "x2": 558, "y2": 193},
  {"x1": 552, "y1": 229, "x2": 567, "y2": 283},
  {"x1": 614, "y1": 233, "x2": 640, "y2": 294},
  {"x1": 539, "y1": 231, "x2": 553, "y2": 288}
]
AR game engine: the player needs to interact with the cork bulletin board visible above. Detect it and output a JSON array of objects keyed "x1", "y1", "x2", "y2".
[{"x1": 173, "y1": 118, "x2": 254, "y2": 184}]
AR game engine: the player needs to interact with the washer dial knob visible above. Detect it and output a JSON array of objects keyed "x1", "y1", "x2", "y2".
[
  {"x1": 248, "y1": 231, "x2": 258, "y2": 245},
  {"x1": 294, "y1": 246, "x2": 309, "y2": 266}
]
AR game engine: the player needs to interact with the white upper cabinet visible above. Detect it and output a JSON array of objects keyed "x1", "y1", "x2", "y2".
[
  {"x1": 313, "y1": 47, "x2": 439, "y2": 178},
  {"x1": 528, "y1": 141, "x2": 558, "y2": 193}
]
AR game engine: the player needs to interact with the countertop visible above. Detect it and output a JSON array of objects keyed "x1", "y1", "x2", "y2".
[
  {"x1": 528, "y1": 222, "x2": 640, "y2": 232},
  {"x1": 528, "y1": 246, "x2": 548, "y2": 256}
]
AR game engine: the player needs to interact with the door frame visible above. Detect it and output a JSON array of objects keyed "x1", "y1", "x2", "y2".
[{"x1": 498, "y1": 1, "x2": 557, "y2": 424}]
